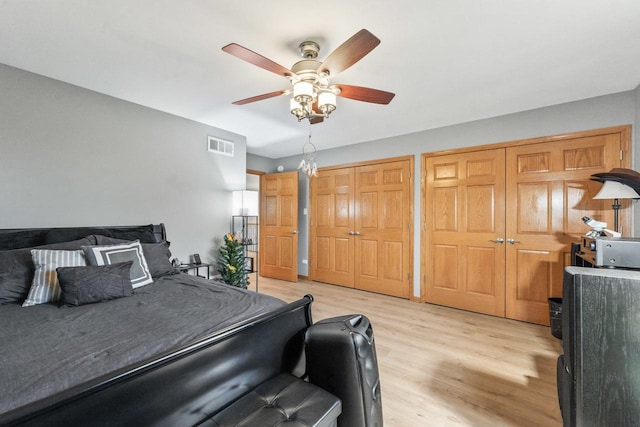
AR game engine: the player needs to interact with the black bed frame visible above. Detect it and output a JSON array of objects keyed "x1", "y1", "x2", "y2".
[
  {"x1": 4, "y1": 296, "x2": 314, "y2": 426},
  {"x1": 0, "y1": 225, "x2": 314, "y2": 426},
  {"x1": 0, "y1": 224, "x2": 167, "y2": 246}
]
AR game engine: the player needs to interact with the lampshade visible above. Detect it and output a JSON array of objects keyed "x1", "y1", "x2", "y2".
[
  {"x1": 232, "y1": 190, "x2": 259, "y2": 216},
  {"x1": 591, "y1": 168, "x2": 640, "y2": 195},
  {"x1": 293, "y1": 81, "x2": 313, "y2": 104},
  {"x1": 593, "y1": 180, "x2": 640, "y2": 200},
  {"x1": 318, "y1": 91, "x2": 336, "y2": 115},
  {"x1": 290, "y1": 98, "x2": 303, "y2": 118}
]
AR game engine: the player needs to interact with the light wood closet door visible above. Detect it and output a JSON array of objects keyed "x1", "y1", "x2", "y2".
[
  {"x1": 354, "y1": 160, "x2": 412, "y2": 298},
  {"x1": 309, "y1": 168, "x2": 355, "y2": 287},
  {"x1": 425, "y1": 149, "x2": 506, "y2": 316},
  {"x1": 309, "y1": 158, "x2": 413, "y2": 298},
  {"x1": 260, "y1": 171, "x2": 298, "y2": 282},
  {"x1": 505, "y1": 134, "x2": 622, "y2": 324}
]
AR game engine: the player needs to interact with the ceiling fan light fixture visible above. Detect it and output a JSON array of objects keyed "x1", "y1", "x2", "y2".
[
  {"x1": 293, "y1": 81, "x2": 314, "y2": 104},
  {"x1": 223, "y1": 30, "x2": 394, "y2": 124},
  {"x1": 318, "y1": 91, "x2": 336, "y2": 116}
]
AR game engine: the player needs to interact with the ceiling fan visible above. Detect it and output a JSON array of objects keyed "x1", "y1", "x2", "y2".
[{"x1": 222, "y1": 29, "x2": 395, "y2": 124}]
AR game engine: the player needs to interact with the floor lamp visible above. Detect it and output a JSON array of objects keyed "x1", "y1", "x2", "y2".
[{"x1": 592, "y1": 180, "x2": 640, "y2": 233}]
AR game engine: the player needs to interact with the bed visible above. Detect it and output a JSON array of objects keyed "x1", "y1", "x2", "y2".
[{"x1": 0, "y1": 224, "x2": 315, "y2": 426}]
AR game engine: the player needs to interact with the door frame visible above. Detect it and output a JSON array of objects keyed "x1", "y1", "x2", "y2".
[
  {"x1": 311, "y1": 155, "x2": 415, "y2": 299},
  {"x1": 420, "y1": 125, "x2": 632, "y2": 303}
]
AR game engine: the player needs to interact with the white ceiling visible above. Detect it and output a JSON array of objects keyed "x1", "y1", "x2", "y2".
[{"x1": 1, "y1": 1, "x2": 639, "y2": 159}]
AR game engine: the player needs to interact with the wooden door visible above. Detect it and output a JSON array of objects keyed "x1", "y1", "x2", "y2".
[
  {"x1": 354, "y1": 160, "x2": 412, "y2": 298},
  {"x1": 259, "y1": 171, "x2": 298, "y2": 282},
  {"x1": 505, "y1": 134, "x2": 622, "y2": 324},
  {"x1": 309, "y1": 168, "x2": 355, "y2": 287},
  {"x1": 425, "y1": 149, "x2": 507, "y2": 317}
]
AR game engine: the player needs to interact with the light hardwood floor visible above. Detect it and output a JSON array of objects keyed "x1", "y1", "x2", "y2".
[{"x1": 251, "y1": 275, "x2": 563, "y2": 427}]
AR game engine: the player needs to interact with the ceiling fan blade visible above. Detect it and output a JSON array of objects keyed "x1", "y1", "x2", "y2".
[
  {"x1": 232, "y1": 90, "x2": 288, "y2": 105},
  {"x1": 334, "y1": 84, "x2": 395, "y2": 104},
  {"x1": 318, "y1": 29, "x2": 380, "y2": 77},
  {"x1": 222, "y1": 43, "x2": 295, "y2": 78}
]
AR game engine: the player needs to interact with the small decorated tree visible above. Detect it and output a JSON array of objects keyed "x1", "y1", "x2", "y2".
[{"x1": 218, "y1": 232, "x2": 249, "y2": 289}]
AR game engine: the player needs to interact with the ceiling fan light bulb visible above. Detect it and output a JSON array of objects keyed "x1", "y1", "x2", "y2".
[{"x1": 293, "y1": 81, "x2": 314, "y2": 104}]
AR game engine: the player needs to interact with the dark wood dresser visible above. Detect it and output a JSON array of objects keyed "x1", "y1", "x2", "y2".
[{"x1": 557, "y1": 266, "x2": 640, "y2": 426}]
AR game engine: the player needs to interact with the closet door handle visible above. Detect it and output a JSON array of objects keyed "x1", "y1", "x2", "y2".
[
  {"x1": 354, "y1": 231, "x2": 361, "y2": 236},
  {"x1": 290, "y1": 230, "x2": 298, "y2": 234},
  {"x1": 507, "y1": 238, "x2": 520, "y2": 245},
  {"x1": 348, "y1": 231, "x2": 355, "y2": 235},
  {"x1": 489, "y1": 238, "x2": 504, "y2": 244}
]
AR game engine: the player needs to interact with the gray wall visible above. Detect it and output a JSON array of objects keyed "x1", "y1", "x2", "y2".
[
  {"x1": 251, "y1": 91, "x2": 638, "y2": 297},
  {"x1": 0, "y1": 64, "x2": 247, "y2": 264},
  {"x1": 247, "y1": 153, "x2": 277, "y2": 174},
  {"x1": 5, "y1": 60, "x2": 632, "y2": 297}
]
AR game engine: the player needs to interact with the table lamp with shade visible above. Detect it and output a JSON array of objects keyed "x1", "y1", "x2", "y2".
[{"x1": 592, "y1": 180, "x2": 639, "y2": 233}]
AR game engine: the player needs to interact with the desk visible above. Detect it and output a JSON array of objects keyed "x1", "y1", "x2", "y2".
[{"x1": 178, "y1": 263, "x2": 211, "y2": 279}]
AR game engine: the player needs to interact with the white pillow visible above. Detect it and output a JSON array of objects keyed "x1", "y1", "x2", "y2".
[
  {"x1": 22, "y1": 249, "x2": 86, "y2": 307},
  {"x1": 82, "y1": 240, "x2": 153, "y2": 288}
]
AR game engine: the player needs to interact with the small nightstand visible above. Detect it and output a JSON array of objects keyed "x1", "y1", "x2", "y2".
[{"x1": 178, "y1": 263, "x2": 211, "y2": 280}]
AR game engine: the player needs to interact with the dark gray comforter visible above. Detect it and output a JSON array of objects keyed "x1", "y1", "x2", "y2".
[{"x1": 0, "y1": 273, "x2": 285, "y2": 414}]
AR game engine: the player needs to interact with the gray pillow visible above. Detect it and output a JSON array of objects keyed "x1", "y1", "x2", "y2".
[
  {"x1": 82, "y1": 240, "x2": 153, "y2": 288},
  {"x1": 141, "y1": 241, "x2": 174, "y2": 278},
  {"x1": 93, "y1": 235, "x2": 131, "y2": 246},
  {"x1": 57, "y1": 262, "x2": 134, "y2": 306},
  {"x1": 0, "y1": 236, "x2": 97, "y2": 305},
  {"x1": 93, "y1": 235, "x2": 173, "y2": 278},
  {"x1": 0, "y1": 248, "x2": 35, "y2": 304}
]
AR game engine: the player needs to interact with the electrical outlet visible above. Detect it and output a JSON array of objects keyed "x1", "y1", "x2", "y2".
[{"x1": 302, "y1": 259, "x2": 308, "y2": 264}]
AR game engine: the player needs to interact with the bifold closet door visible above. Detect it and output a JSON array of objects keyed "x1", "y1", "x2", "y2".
[
  {"x1": 260, "y1": 171, "x2": 298, "y2": 282},
  {"x1": 425, "y1": 149, "x2": 507, "y2": 317}
]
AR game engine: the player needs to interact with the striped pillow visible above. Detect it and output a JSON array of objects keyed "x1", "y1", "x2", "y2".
[{"x1": 22, "y1": 249, "x2": 86, "y2": 307}]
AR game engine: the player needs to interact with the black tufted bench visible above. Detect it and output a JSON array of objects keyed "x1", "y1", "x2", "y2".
[{"x1": 199, "y1": 373, "x2": 342, "y2": 427}]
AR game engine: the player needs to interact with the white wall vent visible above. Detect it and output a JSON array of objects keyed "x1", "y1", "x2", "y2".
[{"x1": 208, "y1": 136, "x2": 234, "y2": 157}]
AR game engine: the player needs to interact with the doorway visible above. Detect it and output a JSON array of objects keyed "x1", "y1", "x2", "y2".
[{"x1": 244, "y1": 169, "x2": 262, "y2": 291}]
